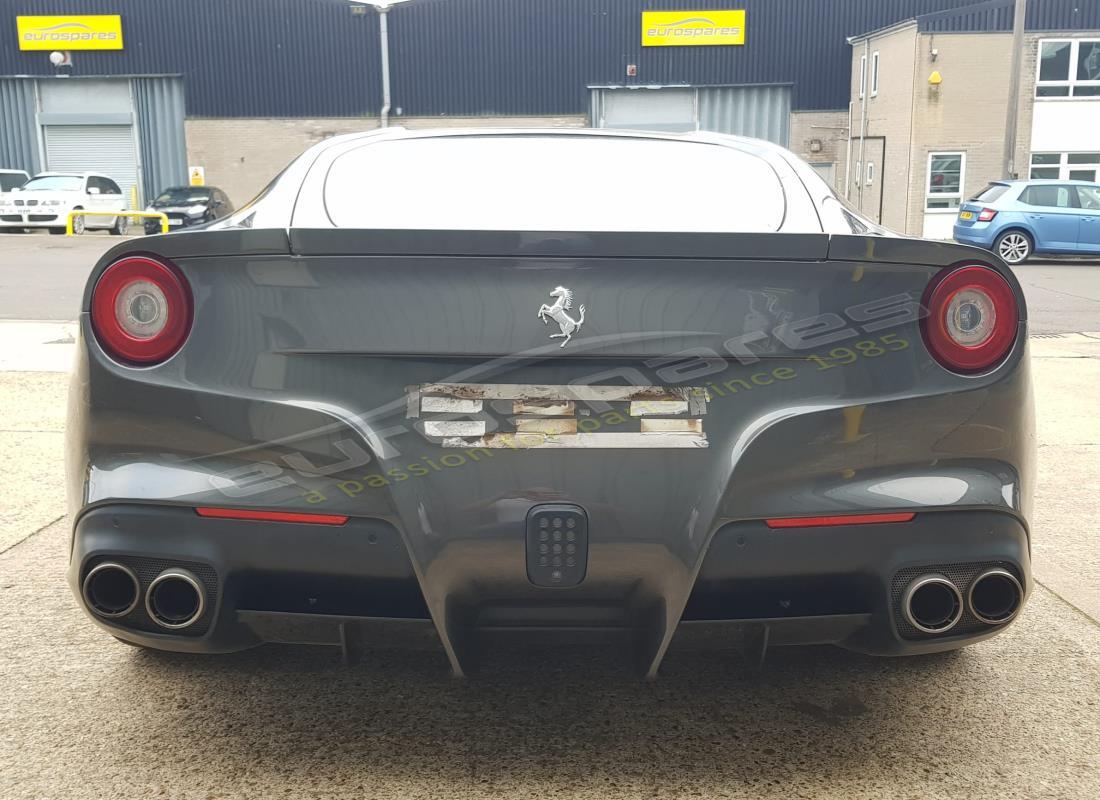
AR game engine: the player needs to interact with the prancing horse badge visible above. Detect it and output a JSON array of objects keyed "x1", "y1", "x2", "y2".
[{"x1": 537, "y1": 286, "x2": 586, "y2": 348}]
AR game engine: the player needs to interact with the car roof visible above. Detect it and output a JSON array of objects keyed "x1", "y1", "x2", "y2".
[
  {"x1": 302, "y1": 126, "x2": 806, "y2": 176},
  {"x1": 158, "y1": 185, "x2": 215, "y2": 191},
  {"x1": 996, "y1": 178, "x2": 1100, "y2": 186}
]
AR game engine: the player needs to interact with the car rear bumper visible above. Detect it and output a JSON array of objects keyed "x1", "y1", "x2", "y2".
[
  {"x1": 952, "y1": 224, "x2": 996, "y2": 248},
  {"x1": 69, "y1": 504, "x2": 1031, "y2": 673}
]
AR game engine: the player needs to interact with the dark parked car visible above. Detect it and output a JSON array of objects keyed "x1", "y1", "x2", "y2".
[
  {"x1": 0, "y1": 169, "x2": 29, "y2": 193},
  {"x1": 143, "y1": 185, "x2": 233, "y2": 233},
  {"x1": 68, "y1": 129, "x2": 1032, "y2": 677}
]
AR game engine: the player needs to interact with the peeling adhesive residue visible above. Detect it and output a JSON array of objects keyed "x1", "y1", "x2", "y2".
[{"x1": 412, "y1": 383, "x2": 709, "y2": 449}]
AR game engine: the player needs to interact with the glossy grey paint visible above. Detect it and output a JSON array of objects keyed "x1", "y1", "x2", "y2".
[{"x1": 67, "y1": 130, "x2": 1034, "y2": 675}]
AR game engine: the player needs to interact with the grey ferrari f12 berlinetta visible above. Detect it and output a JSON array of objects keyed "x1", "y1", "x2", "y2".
[{"x1": 68, "y1": 129, "x2": 1032, "y2": 677}]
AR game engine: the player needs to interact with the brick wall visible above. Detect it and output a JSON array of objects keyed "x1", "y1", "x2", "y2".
[
  {"x1": 850, "y1": 24, "x2": 920, "y2": 232},
  {"x1": 789, "y1": 110, "x2": 850, "y2": 191},
  {"x1": 185, "y1": 116, "x2": 587, "y2": 206},
  {"x1": 904, "y1": 32, "x2": 1016, "y2": 236}
]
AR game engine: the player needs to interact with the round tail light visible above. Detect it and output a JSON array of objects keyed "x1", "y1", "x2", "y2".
[
  {"x1": 90, "y1": 256, "x2": 193, "y2": 365},
  {"x1": 921, "y1": 265, "x2": 1018, "y2": 374}
]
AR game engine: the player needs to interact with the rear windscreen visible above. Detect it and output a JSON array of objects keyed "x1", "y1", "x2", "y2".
[
  {"x1": 324, "y1": 136, "x2": 786, "y2": 232},
  {"x1": 972, "y1": 183, "x2": 1010, "y2": 202}
]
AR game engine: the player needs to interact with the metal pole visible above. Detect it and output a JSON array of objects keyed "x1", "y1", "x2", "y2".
[
  {"x1": 1002, "y1": 0, "x2": 1027, "y2": 178},
  {"x1": 378, "y1": 4, "x2": 391, "y2": 127}
]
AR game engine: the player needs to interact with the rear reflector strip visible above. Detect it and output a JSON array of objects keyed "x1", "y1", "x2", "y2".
[
  {"x1": 765, "y1": 512, "x2": 916, "y2": 529},
  {"x1": 195, "y1": 507, "x2": 349, "y2": 526}
]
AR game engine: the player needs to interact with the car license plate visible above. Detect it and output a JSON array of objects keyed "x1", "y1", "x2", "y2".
[
  {"x1": 959, "y1": 211, "x2": 974, "y2": 220},
  {"x1": 168, "y1": 219, "x2": 183, "y2": 226}
]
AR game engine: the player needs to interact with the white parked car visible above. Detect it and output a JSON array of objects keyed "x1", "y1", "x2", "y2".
[{"x1": 0, "y1": 172, "x2": 129, "y2": 235}]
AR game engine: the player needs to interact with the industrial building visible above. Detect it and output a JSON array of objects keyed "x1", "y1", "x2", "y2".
[
  {"x1": 1, "y1": 0, "x2": 1097, "y2": 237},
  {"x1": 848, "y1": 1, "x2": 1100, "y2": 237}
]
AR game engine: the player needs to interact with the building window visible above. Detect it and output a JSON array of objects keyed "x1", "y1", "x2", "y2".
[
  {"x1": 859, "y1": 54, "x2": 867, "y2": 98},
  {"x1": 1030, "y1": 152, "x2": 1100, "y2": 182},
  {"x1": 865, "y1": 161, "x2": 875, "y2": 186},
  {"x1": 926, "y1": 152, "x2": 965, "y2": 210},
  {"x1": 871, "y1": 52, "x2": 880, "y2": 96},
  {"x1": 1036, "y1": 39, "x2": 1100, "y2": 97}
]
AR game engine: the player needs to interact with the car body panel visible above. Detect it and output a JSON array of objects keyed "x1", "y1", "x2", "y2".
[{"x1": 67, "y1": 129, "x2": 1033, "y2": 675}]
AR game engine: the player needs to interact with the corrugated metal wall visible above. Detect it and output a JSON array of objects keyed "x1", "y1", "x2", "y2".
[
  {"x1": 919, "y1": 0, "x2": 1100, "y2": 32},
  {"x1": 0, "y1": 0, "x2": 381, "y2": 117},
  {"x1": 388, "y1": 0, "x2": 991, "y2": 115},
  {"x1": 1, "y1": 0, "x2": 1096, "y2": 118},
  {"x1": 591, "y1": 85, "x2": 791, "y2": 144},
  {"x1": 134, "y1": 78, "x2": 188, "y2": 204},
  {"x1": 0, "y1": 79, "x2": 40, "y2": 175},
  {"x1": 699, "y1": 85, "x2": 791, "y2": 145}
]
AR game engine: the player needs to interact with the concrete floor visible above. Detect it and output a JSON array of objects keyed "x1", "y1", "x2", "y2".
[{"x1": 0, "y1": 237, "x2": 1098, "y2": 798}]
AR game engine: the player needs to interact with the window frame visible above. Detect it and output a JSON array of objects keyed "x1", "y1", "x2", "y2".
[
  {"x1": 1035, "y1": 38, "x2": 1100, "y2": 99},
  {"x1": 859, "y1": 53, "x2": 867, "y2": 99},
  {"x1": 871, "y1": 51, "x2": 880, "y2": 97},
  {"x1": 925, "y1": 151, "x2": 966, "y2": 213},
  {"x1": 1030, "y1": 151, "x2": 1100, "y2": 181}
]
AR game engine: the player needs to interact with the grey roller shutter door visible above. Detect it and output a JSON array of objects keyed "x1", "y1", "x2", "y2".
[{"x1": 43, "y1": 125, "x2": 138, "y2": 206}]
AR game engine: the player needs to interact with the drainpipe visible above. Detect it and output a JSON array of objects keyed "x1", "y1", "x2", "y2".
[
  {"x1": 1002, "y1": 0, "x2": 1027, "y2": 178},
  {"x1": 844, "y1": 101, "x2": 854, "y2": 200},
  {"x1": 856, "y1": 38, "x2": 869, "y2": 212},
  {"x1": 377, "y1": 4, "x2": 392, "y2": 127}
]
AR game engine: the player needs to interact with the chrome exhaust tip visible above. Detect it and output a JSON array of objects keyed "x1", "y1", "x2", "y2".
[
  {"x1": 145, "y1": 568, "x2": 205, "y2": 630},
  {"x1": 902, "y1": 574, "x2": 963, "y2": 634},
  {"x1": 82, "y1": 562, "x2": 140, "y2": 618},
  {"x1": 968, "y1": 568, "x2": 1023, "y2": 625}
]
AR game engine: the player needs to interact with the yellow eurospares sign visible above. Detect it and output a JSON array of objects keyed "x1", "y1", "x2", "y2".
[
  {"x1": 16, "y1": 15, "x2": 124, "y2": 51},
  {"x1": 642, "y1": 10, "x2": 746, "y2": 47}
]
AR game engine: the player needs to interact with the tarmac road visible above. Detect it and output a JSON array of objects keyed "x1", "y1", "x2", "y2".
[{"x1": 0, "y1": 237, "x2": 1098, "y2": 798}]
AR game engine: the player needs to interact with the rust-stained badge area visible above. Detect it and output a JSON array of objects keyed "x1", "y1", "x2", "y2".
[{"x1": 407, "y1": 383, "x2": 710, "y2": 449}]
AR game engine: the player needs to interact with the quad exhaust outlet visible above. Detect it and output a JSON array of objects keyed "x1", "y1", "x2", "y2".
[
  {"x1": 968, "y1": 568, "x2": 1023, "y2": 625},
  {"x1": 146, "y1": 568, "x2": 205, "y2": 630},
  {"x1": 82, "y1": 562, "x2": 140, "y2": 618},
  {"x1": 902, "y1": 574, "x2": 963, "y2": 634}
]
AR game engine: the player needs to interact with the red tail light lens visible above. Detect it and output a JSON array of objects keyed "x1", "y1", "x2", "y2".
[
  {"x1": 921, "y1": 265, "x2": 1018, "y2": 374},
  {"x1": 977, "y1": 208, "x2": 997, "y2": 222},
  {"x1": 91, "y1": 256, "x2": 193, "y2": 365}
]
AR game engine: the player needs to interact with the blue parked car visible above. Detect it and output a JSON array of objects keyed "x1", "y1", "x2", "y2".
[{"x1": 953, "y1": 179, "x2": 1100, "y2": 264}]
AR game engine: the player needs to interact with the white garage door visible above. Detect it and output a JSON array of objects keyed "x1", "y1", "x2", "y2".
[{"x1": 43, "y1": 125, "x2": 137, "y2": 206}]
